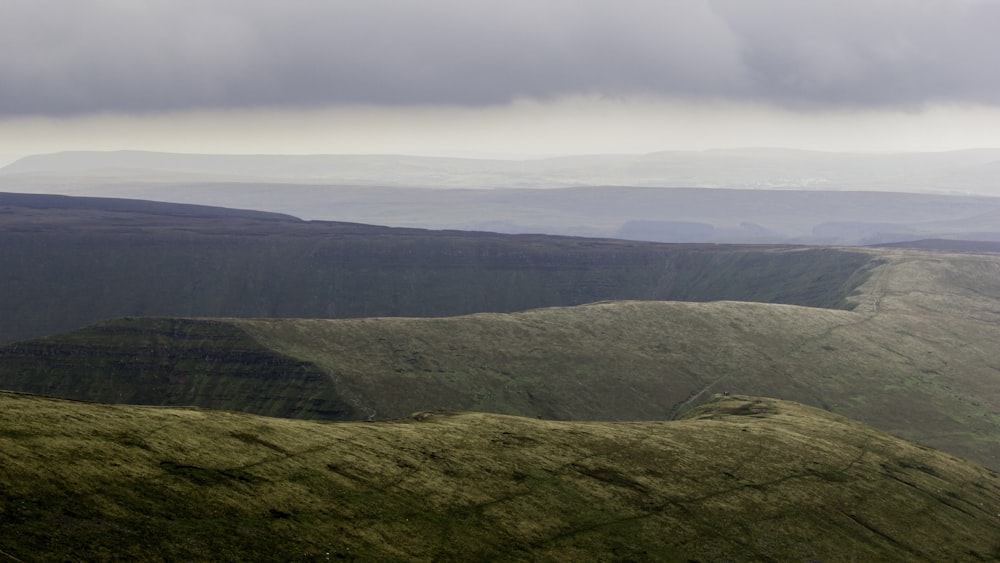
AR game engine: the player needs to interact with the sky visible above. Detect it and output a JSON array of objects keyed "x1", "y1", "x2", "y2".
[{"x1": 3, "y1": 0, "x2": 1000, "y2": 163}]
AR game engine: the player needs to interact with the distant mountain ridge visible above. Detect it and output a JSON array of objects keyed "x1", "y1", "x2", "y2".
[
  {"x1": 6, "y1": 148, "x2": 1000, "y2": 193},
  {"x1": 5, "y1": 150, "x2": 1000, "y2": 244}
]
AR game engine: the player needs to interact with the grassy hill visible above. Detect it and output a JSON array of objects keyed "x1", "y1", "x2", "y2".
[
  {"x1": 0, "y1": 192, "x2": 874, "y2": 344},
  {"x1": 2, "y1": 391, "x2": 999, "y2": 562},
  {"x1": 4, "y1": 246, "x2": 1000, "y2": 472}
]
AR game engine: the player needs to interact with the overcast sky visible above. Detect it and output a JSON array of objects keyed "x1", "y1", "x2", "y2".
[{"x1": 3, "y1": 0, "x2": 1000, "y2": 161}]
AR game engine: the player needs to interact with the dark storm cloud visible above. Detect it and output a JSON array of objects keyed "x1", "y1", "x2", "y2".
[{"x1": 2, "y1": 0, "x2": 999, "y2": 116}]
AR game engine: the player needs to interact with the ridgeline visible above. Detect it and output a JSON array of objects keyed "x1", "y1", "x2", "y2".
[
  {"x1": 0, "y1": 192, "x2": 873, "y2": 344},
  {"x1": 2, "y1": 392, "x2": 999, "y2": 562},
  {"x1": 4, "y1": 246, "x2": 1000, "y2": 471},
  {"x1": 4, "y1": 193, "x2": 1000, "y2": 559}
]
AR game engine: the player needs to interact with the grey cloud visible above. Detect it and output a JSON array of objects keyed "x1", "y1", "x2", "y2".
[
  {"x1": 1, "y1": 0, "x2": 998, "y2": 116},
  {"x1": 712, "y1": 0, "x2": 1000, "y2": 107}
]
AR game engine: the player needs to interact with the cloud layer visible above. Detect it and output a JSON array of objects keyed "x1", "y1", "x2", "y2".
[{"x1": 3, "y1": 0, "x2": 999, "y2": 116}]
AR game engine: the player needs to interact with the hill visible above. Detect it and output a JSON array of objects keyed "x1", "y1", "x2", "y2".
[
  {"x1": 6, "y1": 150, "x2": 1000, "y2": 244},
  {"x1": 0, "y1": 191, "x2": 299, "y2": 221},
  {"x1": 4, "y1": 246, "x2": 1000, "y2": 472},
  {"x1": 1, "y1": 392, "x2": 998, "y2": 561},
  {"x1": 0, "y1": 192, "x2": 875, "y2": 344}
]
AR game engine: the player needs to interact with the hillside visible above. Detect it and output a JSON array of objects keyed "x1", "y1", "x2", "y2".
[
  {"x1": 2, "y1": 392, "x2": 999, "y2": 562},
  {"x1": 0, "y1": 192, "x2": 875, "y2": 344},
  {"x1": 5, "y1": 246, "x2": 1000, "y2": 472}
]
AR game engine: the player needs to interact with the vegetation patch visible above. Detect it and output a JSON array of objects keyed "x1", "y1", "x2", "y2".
[
  {"x1": 2, "y1": 392, "x2": 1000, "y2": 561},
  {"x1": 5, "y1": 246, "x2": 1000, "y2": 473}
]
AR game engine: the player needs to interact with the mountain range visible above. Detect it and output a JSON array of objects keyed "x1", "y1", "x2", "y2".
[
  {"x1": 3, "y1": 182, "x2": 1000, "y2": 559},
  {"x1": 4, "y1": 149, "x2": 1000, "y2": 244}
]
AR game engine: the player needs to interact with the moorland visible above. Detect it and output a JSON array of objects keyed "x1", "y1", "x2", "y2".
[
  {"x1": 2, "y1": 185, "x2": 1000, "y2": 560},
  {"x1": 3, "y1": 392, "x2": 1000, "y2": 561},
  {"x1": 3, "y1": 223, "x2": 1000, "y2": 471},
  {"x1": 0, "y1": 192, "x2": 872, "y2": 344}
]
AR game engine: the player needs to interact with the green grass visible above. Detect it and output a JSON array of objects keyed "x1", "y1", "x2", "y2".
[
  {"x1": 229, "y1": 246, "x2": 1000, "y2": 469},
  {"x1": 4, "y1": 248, "x2": 1000, "y2": 473},
  {"x1": 2, "y1": 391, "x2": 1000, "y2": 561}
]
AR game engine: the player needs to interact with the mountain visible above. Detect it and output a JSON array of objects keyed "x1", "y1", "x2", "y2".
[
  {"x1": 5, "y1": 150, "x2": 1000, "y2": 244},
  {"x1": 2, "y1": 391, "x2": 999, "y2": 561},
  {"x1": 0, "y1": 192, "x2": 874, "y2": 344},
  {"x1": 4, "y1": 243, "x2": 1000, "y2": 472}
]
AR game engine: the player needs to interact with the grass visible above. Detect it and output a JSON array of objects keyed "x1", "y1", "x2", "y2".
[
  {"x1": 5, "y1": 247, "x2": 1000, "y2": 473},
  {"x1": 2, "y1": 391, "x2": 1000, "y2": 561},
  {"x1": 229, "y1": 250, "x2": 1000, "y2": 469},
  {"x1": 0, "y1": 317, "x2": 354, "y2": 419},
  {"x1": 0, "y1": 197, "x2": 875, "y2": 344}
]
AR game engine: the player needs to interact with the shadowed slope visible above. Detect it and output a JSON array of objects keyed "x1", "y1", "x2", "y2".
[
  {"x1": 0, "y1": 192, "x2": 875, "y2": 344},
  {"x1": 0, "y1": 318, "x2": 354, "y2": 419},
  {"x1": 3, "y1": 248, "x2": 1000, "y2": 470},
  {"x1": 1, "y1": 392, "x2": 999, "y2": 562}
]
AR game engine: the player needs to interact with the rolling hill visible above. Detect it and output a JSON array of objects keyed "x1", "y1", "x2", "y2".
[
  {"x1": 4, "y1": 244, "x2": 1000, "y2": 472},
  {"x1": 0, "y1": 192, "x2": 874, "y2": 344},
  {"x1": 3, "y1": 192, "x2": 1000, "y2": 558},
  {"x1": 2, "y1": 392, "x2": 999, "y2": 561}
]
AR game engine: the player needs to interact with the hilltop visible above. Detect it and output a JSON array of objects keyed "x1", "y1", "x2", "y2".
[{"x1": 2, "y1": 392, "x2": 998, "y2": 561}]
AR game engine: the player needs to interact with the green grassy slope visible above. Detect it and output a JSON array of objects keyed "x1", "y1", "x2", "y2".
[
  {"x1": 0, "y1": 193, "x2": 874, "y2": 343},
  {"x1": 3, "y1": 248, "x2": 1000, "y2": 470},
  {"x1": 237, "y1": 247, "x2": 1000, "y2": 469},
  {"x1": 231, "y1": 256, "x2": 1000, "y2": 470},
  {"x1": 230, "y1": 300, "x2": 862, "y2": 421},
  {"x1": 2, "y1": 392, "x2": 999, "y2": 562}
]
